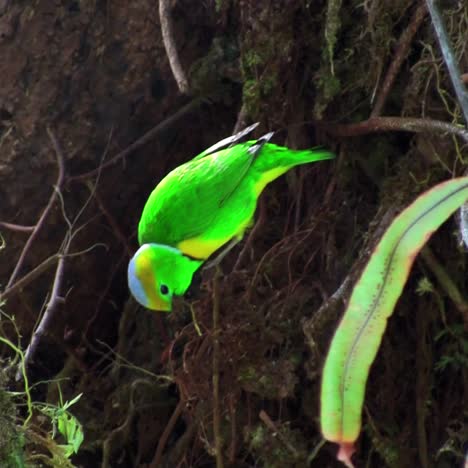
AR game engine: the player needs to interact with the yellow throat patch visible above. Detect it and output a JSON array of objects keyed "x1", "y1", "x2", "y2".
[{"x1": 177, "y1": 237, "x2": 229, "y2": 260}]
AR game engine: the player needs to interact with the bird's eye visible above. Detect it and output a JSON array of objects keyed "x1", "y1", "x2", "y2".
[{"x1": 160, "y1": 284, "x2": 169, "y2": 295}]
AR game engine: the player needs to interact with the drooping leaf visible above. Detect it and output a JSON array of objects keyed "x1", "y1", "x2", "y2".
[{"x1": 320, "y1": 177, "x2": 468, "y2": 467}]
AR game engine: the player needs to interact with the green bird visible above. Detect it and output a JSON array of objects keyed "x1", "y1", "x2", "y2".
[{"x1": 128, "y1": 123, "x2": 334, "y2": 311}]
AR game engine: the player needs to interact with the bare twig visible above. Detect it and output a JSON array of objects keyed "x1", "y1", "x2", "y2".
[
  {"x1": 212, "y1": 266, "x2": 224, "y2": 468},
  {"x1": 164, "y1": 417, "x2": 198, "y2": 467},
  {"x1": 426, "y1": 0, "x2": 468, "y2": 126},
  {"x1": 6, "y1": 127, "x2": 65, "y2": 288},
  {"x1": 322, "y1": 116, "x2": 468, "y2": 143},
  {"x1": 1, "y1": 242, "x2": 105, "y2": 304},
  {"x1": 0, "y1": 222, "x2": 35, "y2": 233},
  {"x1": 150, "y1": 399, "x2": 185, "y2": 468},
  {"x1": 69, "y1": 98, "x2": 203, "y2": 181},
  {"x1": 307, "y1": 438, "x2": 326, "y2": 464},
  {"x1": 17, "y1": 245, "x2": 68, "y2": 379},
  {"x1": 103, "y1": 379, "x2": 153, "y2": 468},
  {"x1": 159, "y1": 0, "x2": 189, "y2": 94},
  {"x1": 371, "y1": 2, "x2": 427, "y2": 117},
  {"x1": 1, "y1": 254, "x2": 60, "y2": 302}
]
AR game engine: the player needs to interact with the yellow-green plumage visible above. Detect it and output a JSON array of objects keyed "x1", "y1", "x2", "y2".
[
  {"x1": 128, "y1": 125, "x2": 334, "y2": 311},
  {"x1": 139, "y1": 140, "x2": 333, "y2": 258}
]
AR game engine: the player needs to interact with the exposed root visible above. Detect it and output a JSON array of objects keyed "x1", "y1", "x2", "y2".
[
  {"x1": 321, "y1": 116, "x2": 468, "y2": 143},
  {"x1": 371, "y1": 2, "x2": 427, "y2": 117},
  {"x1": 159, "y1": 0, "x2": 189, "y2": 94}
]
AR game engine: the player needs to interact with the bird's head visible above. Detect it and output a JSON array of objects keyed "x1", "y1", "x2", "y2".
[{"x1": 128, "y1": 243, "x2": 202, "y2": 312}]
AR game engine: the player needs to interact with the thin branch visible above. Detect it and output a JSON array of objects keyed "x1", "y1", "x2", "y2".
[
  {"x1": 0, "y1": 222, "x2": 35, "y2": 233},
  {"x1": 17, "y1": 245, "x2": 68, "y2": 379},
  {"x1": 426, "y1": 0, "x2": 468, "y2": 126},
  {"x1": 307, "y1": 439, "x2": 326, "y2": 464},
  {"x1": 1, "y1": 254, "x2": 60, "y2": 302},
  {"x1": 212, "y1": 266, "x2": 224, "y2": 468},
  {"x1": 321, "y1": 116, "x2": 468, "y2": 143},
  {"x1": 6, "y1": 127, "x2": 65, "y2": 288},
  {"x1": 371, "y1": 2, "x2": 427, "y2": 117},
  {"x1": 67, "y1": 126, "x2": 114, "y2": 227},
  {"x1": 1, "y1": 243, "x2": 105, "y2": 303},
  {"x1": 69, "y1": 99, "x2": 202, "y2": 181},
  {"x1": 159, "y1": 0, "x2": 189, "y2": 94},
  {"x1": 164, "y1": 417, "x2": 198, "y2": 467},
  {"x1": 102, "y1": 379, "x2": 152, "y2": 468},
  {"x1": 66, "y1": 242, "x2": 108, "y2": 258}
]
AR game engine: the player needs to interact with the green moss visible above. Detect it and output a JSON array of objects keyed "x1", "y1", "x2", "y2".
[
  {"x1": 242, "y1": 80, "x2": 261, "y2": 116},
  {"x1": 189, "y1": 36, "x2": 240, "y2": 96},
  {"x1": 313, "y1": 71, "x2": 342, "y2": 119},
  {"x1": 238, "y1": 9, "x2": 296, "y2": 120},
  {"x1": 246, "y1": 423, "x2": 308, "y2": 468},
  {"x1": 249, "y1": 425, "x2": 267, "y2": 450},
  {"x1": 215, "y1": 0, "x2": 224, "y2": 13},
  {"x1": 237, "y1": 359, "x2": 297, "y2": 399},
  {"x1": 319, "y1": 74, "x2": 341, "y2": 102},
  {"x1": 364, "y1": 423, "x2": 402, "y2": 468},
  {"x1": 242, "y1": 70, "x2": 279, "y2": 117},
  {"x1": 324, "y1": 0, "x2": 343, "y2": 75},
  {"x1": 0, "y1": 380, "x2": 25, "y2": 468},
  {"x1": 242, "y1": 50, "x2": 264, "y2": 70}
]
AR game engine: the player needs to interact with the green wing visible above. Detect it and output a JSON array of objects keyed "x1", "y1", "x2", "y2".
[{"x1": 138, "y1": 139, "x2": 266, "y2": 246}]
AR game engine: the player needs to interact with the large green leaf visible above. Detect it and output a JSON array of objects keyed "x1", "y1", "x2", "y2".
[{"x1": 320, "y1": 177, "x2": 468, "y2": 467}]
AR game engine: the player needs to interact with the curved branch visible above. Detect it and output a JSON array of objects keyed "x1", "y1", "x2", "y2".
[
  {"x1": 0, "y1": 222, "x2": 35, "y2": 233},
  {"x1": 6, "y1": 127, "x2": 65, "y2": 288},
  {"x1": 150, "y1": 399, "x2": 184, "y2": 468},
  {"x1": 159, "y1": 0, "x2": 189, "y2": 94},
  {"x1": 322, "y1": 116, "x2": 468, "y2": 143},
  {"x1": 371, "y1": 2, "x2": 427, "y2": 117},
  {"x1": 17, "y1": 248, "x2": 67, "y2": 379},
  {"x1": 1, "y1": 254, "x2": 60, "y2": 302}
]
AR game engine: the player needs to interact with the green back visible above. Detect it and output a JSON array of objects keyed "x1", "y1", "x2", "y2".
[
  {"x1": 138, "y1": 140, "x2": 334, "y2": 247},
  {"x1": 138, "y1": 142, "x2": 257, "y2": 246}
]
